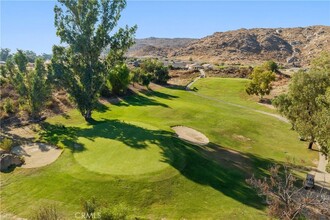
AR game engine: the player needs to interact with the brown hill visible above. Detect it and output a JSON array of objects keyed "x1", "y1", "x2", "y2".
[
  {"x1": 128, "y1": 26, "x2": 330, "y2": 66},
  {"x1": 127, "y1": 37, "x2": 196, "y2": 57}
]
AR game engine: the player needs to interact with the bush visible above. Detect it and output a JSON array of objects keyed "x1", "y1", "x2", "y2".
[
  {"x1": 108, "y1": 64, "x2": 131, "y2": 95},
  {"x1": 140, "y1": 59, "x2": 169, "y2": 84},
  {"x1": 81, "y1": 197, "x2": 98, "y2": 219},
  {"x1": 99, "y1": 203, "x2": 129, "y2": 220},
  {"x1": 33, "y1": 204, "x2": 61, "y2": 220},
  {"x1": 3, "y1": 98, "x2": 15, "y2": 114},
  {"x1": 0, "y1": 138, "x2": 13, "y2": 152},
  {"x1": 262, "y1": 60, "x2": 278, "y2": 72}
]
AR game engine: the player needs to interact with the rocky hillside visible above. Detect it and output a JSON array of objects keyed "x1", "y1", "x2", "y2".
[
  {"x1": 127, "y1": 37, "x2": 196, "y2": 57},
  {"x1": 128, "y1": 26, "x2": 330, "y2": 66}
]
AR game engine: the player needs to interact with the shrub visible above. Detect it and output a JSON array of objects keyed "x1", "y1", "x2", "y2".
[
  {"x1": 108, "y1": 64, "x2": 131, "y2": 95},
  {"x1": 140, "y1": 59, "x2": 169, "y2": 84},
  {"x1": 3, "y1": 98, "x2": 15, "y2": 114},
  {"x1": 99, "y1": 203, "x2": 129, "y2": 220},
  {"x1": 0, "y1": 138, "x2": 13, "y2": 152},
  {"x1": 81, "y1": 197, "x2": 98, "y2": 219},
  {"x1": 33, "y1": 204, "x2": 61, "y2": 220},
  {"x1": 262, "y1": 60, "x2": 278, "y2": 72}
]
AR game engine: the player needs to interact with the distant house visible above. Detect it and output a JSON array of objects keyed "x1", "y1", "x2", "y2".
[
  {"x1": 0, "y1": 61, "x2": 5, "y2": 65},
  {"x1": 202, "y1": 63, "x2": 214, "y2": 70},
  {"x1": 186, "y1": 63, "x2": 203, "y2": 70},
  {"x1": 171, "y1": 62, "x2": 187, "y2": 69}
]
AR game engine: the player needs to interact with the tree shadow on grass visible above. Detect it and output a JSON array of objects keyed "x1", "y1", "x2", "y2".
[
  {"x1": 140, "y1": 89, "x2": 179, "y2": 100},
  {"x1": 114, "y1": 91, "x2": 171, "y2": 108},
  {"x1": 39, "y1": 119, "x2": 278, "y2": 210}
]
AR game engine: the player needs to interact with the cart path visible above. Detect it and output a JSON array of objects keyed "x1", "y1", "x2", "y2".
[{"x1": 313, "y1": 144, "x2": 330, "y2": 189}]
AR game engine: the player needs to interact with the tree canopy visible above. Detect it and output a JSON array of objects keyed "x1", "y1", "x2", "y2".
[
  {"x1": 51, "y1": 0, "x2": 136, "y2": 120},
  {"x1": 140, "y1": 59, "x2": 170, "y2": 84},
  {"x1": 11, "y1": 51, "x2": 51, "y2": 119},
  {"x1": 245, "y1": 65, "x2": 276, "y2": 100},
  {"x1": 273, "y1": 52, "x2": 330, "y2": 154}
]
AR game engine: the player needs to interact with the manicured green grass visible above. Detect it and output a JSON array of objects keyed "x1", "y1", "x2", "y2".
[
  {"x1": 0, "y1": 78, "x2": 317, "y2": 219},
  {"x1": 193, "y1": 77, "x2": 277, "y2": 113}
]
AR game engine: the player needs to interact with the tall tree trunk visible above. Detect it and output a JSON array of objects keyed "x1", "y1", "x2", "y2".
[
  {"x1": 84, "y1": 109, "x2": 92, "y2": 121},
  {"x1": 308, "y1": 141, "x2": 314, "y2": 150}
]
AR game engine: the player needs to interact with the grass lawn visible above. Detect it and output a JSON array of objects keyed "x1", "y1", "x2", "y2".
[
  {"x1": 192, "y1": 77, "x2": 277, "y2": 113},
  {"x1": 0, "y1": 78, "x2": 318, "y2": 219}
]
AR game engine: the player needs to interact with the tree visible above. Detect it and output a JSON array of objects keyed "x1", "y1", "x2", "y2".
[
  {"x1": 274, "y1": 52, "x2": 330, "y2": 152},
  {"x1": 131, "y1": 67, "x2": 152, "y2": 88},
  {"x1": 274, "y1": 70, "x2": 330, "y2": 150},
  {"x1": 12, "y1": 52, "x2": 51, "y2": 119},
  {"x1": 315, "y1": 88, "x2": 330, "y2": 156},
  {"x1": 40, "y1": 53, "x2": 52, "y2": 61},
  {"x1": 245, "y1": 66, "x2": 276, "y2": 100},
  {"x1": 0, "y1": 48, "x2": 11, "y2": 61},
  {"x1": 140, "y1": 59, "x2": 170, "y2": 84},
  {"x1": 262, "y1": 60, "x2": 278, "y2": 72},
  {"x1": 52, "y1": 0, "x2": 136, "y2": 120},
  {"x1": 24, "y1": 50, "x2": 37, "y2": 63},
  {"x1": 247, "y1": 165, "x2": 330, "y2": 220},
  {"x1": 310, "y1": 51, "x2": 330, "y2": 72},
  {"x1": 14, "y1": 50, "x2": 28, "y2": 73},
  {"x1": 108, "y1": 63, "x2": 130, "y2": 95},
  {"x1": 29, "y1": 59, "x2": 51, "y2": 118}
]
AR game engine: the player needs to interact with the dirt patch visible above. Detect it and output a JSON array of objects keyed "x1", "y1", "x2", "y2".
[
  {"x1": 168, "y1": 70, "x2": 200, "y2": 86},
  {"x1": 172, "y1": 126, "x2": 209, "y2": 145},
  {"x1": 232, "y1": 134, "x2": 251, "y2": 142},
  {"x1": 0, "y1": 212, "x2": 26, "y2": 220},
  {"x1": 11, "y1": 143, "x2": 62, "y2": 168},
  {"x1": 6, "y1": 125, "x2": 37, "y2": 139}
]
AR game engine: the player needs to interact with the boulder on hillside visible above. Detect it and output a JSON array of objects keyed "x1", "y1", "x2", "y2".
[{"x1": 0, "y1": 153, "x2": 23, "y2": 172}]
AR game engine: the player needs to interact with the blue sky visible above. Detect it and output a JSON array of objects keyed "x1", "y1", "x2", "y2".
[{"x1": 1, "y1": 1, "x2": 330, "y2": 54}]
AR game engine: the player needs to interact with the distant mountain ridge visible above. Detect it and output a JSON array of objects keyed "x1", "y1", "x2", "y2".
[{"x1": 127, "y1": 26, "x2": 330, "y2": 66}]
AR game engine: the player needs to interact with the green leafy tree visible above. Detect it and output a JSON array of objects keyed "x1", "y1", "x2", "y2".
[
  {"x1": 262, "y1": 60, "x2": 278, "y2": 72},
  {"x1": 29, "y1": 59, "x2": 51, "y2": 118},
  {"x1": 140, "y1": 72, "x2": 153, "y2": 88},
  {"x1": 246, "y1": 66, "x2": 276, "y2": 100},
  {"x1": 0, "y1": 48, "x2": 11, "y2": 61},
  {"x1": 131, "y1": 67, "x2": 143, "y2": 87},
  {"x1": 24, "y1": 50, "x2": 37, "y2": 63},
  {"x1": 108, "y1": 63, "x2": 131, "y2": 95},
  {"x1": 40, "y1": 53, "x2": 52, "y2": 61},
  {"x1": 52, "y1": 0, "x2": 136, "y2": 120},
  {"x1": 11, "y1": 52, "x2": 51, "y2": 119},
  {"x1": 274, "y1": 70, "x2": 330, "y2": 151},
  {"x1": 311, "y1": 51, "x2": 330, "y2": 72},
  {"x1": 14, "y1": 50, "x2": 28, "y2": 73},
  {"x1": 0, "y1": 65, "x2": 8, "y2": 78},
  {"x1": 140, "y1": 59, "x2": 170, "y2": 84},
  {"x1": 315, "y1": 88, "x2": 330, "y2": 156}
]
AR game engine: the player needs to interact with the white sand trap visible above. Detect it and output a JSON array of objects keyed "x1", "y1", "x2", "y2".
[
  {"x1": 11, "y1": 143, "x2": 62, "y2": 168},
  {"x1": 172, "y1": 126, "x2": 209, "y2": 145}
]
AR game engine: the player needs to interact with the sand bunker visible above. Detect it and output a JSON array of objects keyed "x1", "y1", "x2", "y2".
[
  {"x1": 172, "y1": 126, "x2": 209, "y2": 145},
  {"x1": 11, "y1": 143, "x2": 62, "y2": 168}
]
